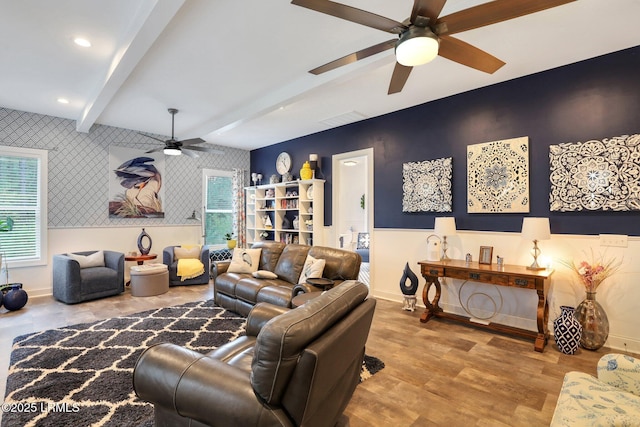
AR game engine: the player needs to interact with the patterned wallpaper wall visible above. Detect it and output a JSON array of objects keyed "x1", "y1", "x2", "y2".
[{"x1": 0, "y1": 108, "x2": 250, "y2": 227}]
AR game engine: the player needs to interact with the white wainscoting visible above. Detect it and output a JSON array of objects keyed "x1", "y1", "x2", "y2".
[{"x1": 369, "y1": 228, "x2": 640, "y2": 354}]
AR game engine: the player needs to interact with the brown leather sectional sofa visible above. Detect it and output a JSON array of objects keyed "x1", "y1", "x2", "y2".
[
  {"x1": 134, "y1": 281, "x2": 375, "y2": 426},
  {"x1": 213, "y1": 241, "x2": 362, "y2": 316}
]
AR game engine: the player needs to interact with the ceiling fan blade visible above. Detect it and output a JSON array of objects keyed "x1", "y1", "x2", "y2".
[
  {"x1": 388, "y1": 62, "x2": 413, "y2": 95},
  {"x1": 436, "y1": 0, "x2": 576, "y2": 36},
  {"x1": 182, "y1": 149, "x2": 199, "y2": 159},
  {"x1": 310, "y1": 39, "x2": 396, "y2": 75},
  {"x1": 438, "y1": 35, "x2": 505, "y2": 74},
  {"x1": 138, "y1": 132, "x2": 166, "y2": 143},
  {"x1": 144, "y1": 147, "x2": 164, "y2": 154},
  {"x1": 291, "y1": 0, "x2": 406, "y2": 34},
  {"x1": 184, "y1": 145, "x2": 225, "y2": 155},
  {"x1": 179, "y1": 138, "x2": 206, "y2": 146},
  {"x1": 411, "y1": 0, "x2": 447, "y2": 24}
]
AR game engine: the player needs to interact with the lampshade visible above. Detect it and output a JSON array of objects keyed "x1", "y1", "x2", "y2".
[
  {"x1": 395, "y1": 27, "x2": 439, "y2": 67},
  {"x1": 434, "y1": 217, "x2": 457, "y2": 236},
  {"x1": 163, "y1": 147, "x2": 181, "y2": 156},
  {"x1": 521, "y1": 217, "x2": 550, "y2": 241}
]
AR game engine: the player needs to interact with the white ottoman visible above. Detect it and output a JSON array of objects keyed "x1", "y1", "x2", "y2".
[{"x1": 130, "y1": 263, "x2": 169, "y2": 297}]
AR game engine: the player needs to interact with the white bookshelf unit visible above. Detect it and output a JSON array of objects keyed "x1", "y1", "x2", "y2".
[{"x1": 245, "y1": 179, "x2": 324, "y2": 246}]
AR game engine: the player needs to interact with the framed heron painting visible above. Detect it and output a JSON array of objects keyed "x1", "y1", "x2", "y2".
[{"x1": 108, "y1": 146, "x2": 165, "y2": 218}]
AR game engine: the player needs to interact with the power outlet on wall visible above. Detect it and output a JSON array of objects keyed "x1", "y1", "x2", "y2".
[{"x1": 599, "y1": 234, "x2": 628, "y2": 247}]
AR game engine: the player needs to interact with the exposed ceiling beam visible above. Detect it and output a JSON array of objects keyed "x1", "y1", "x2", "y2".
[
  {"x1": 75, "y1": 0, "x2": 185, "y2": 133},
  {"x1": 185, "y1": 50, "x2": 395, "y2": 142}
]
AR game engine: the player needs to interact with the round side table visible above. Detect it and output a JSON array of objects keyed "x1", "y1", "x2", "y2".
[
  {"x1": 125, "y1": 254, "x2": 158, "y2": 286},
  {"x1": 306, "y1": 277, "x2": 334, "y2": 291},
  {"x1": 125, "y1": 253, "x2": 157, "y2": 265}
]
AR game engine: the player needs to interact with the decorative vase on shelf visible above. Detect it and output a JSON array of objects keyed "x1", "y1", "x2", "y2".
[
  {"x1": 264, "y1": 215, "x2": 273, "y2": 229},
  {"x1": 574, "y1": 292, "x2": 609, "y2": 350},
  {"x1": 299, "y1": 161, "x2": 313, "y2": 180},
  {"x1": 553, "y1": 306, "x2": 582, "y2": 355},
  {"x1": 292, "y1": 215, "x2": 299, "y2": 230},
  {"x1": 137, "y1": 228, "x2": 152, "y2": 255}
]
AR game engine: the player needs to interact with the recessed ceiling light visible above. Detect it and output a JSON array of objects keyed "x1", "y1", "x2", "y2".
[
  {"x1": 73, "y1": 37, "x2": 91, "y2": 48},
  {"x1": 57, "y1": 98, "x2": 70, "y2": 104}
]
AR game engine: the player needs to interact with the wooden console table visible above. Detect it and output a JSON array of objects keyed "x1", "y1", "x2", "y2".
[{"x1": 418, "y1": 259, "x2": 553, "y2": 352}]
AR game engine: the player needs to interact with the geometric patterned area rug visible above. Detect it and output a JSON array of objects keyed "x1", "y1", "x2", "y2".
[{"x1": 3, "y1": 300, "x2": 384, "y2": 427}]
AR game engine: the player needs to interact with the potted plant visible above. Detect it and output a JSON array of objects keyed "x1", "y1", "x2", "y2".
[
  {"x1": 225, "y1": 233, "x2": 237, "y2": 249},
  {"x1": 0, "y1": 216, "x2": 14, "y2": 272},
  {"x1": 0, "y1": 216, "x2": 13, "y2": 233},
  {"x1": 0, "y1": 216, "x2": 27, "y2": 311}
]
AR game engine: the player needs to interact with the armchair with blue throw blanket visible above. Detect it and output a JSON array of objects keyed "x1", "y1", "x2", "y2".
[
  {"x1": 551, "y1": 353, "x2": 640, "y2": 426},
  {"x1": 163, "y1": 245, "x2": 210, "y2": 286},
  {"x1": 52, "y1": 250, "x2": 124, "y2": 304}
]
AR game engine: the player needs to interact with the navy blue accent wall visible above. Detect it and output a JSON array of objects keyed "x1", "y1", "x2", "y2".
[{"x1": 250, "y1": 46, "x2": 640, "y2": 235}]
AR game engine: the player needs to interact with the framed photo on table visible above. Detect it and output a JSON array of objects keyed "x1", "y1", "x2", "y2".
[{"x1": 479, "y1": 246, "x2": 493, "y2": 265}]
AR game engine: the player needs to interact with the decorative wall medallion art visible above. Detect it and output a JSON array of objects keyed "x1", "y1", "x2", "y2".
[
  {"x1": 549, "y1": 134, "x2": 640, "y2": 212},
  {"x1": 402, "y1": 157, "x2": 452, "y2": 212},
  {"x1": 467, "y1": 137, "x2": 529, "y2": 213}
]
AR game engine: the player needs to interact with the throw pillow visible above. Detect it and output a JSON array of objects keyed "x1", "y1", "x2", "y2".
[
  {"x1": 174, "y1": 245, "x2": 200, "y2": 260},
  {"x1": 69, "y1": 251, "x2": 105, "y2": 269},
  {"x1": 298, "y1": 255, "x2": 326, "y2": 284},
  {"x1": 228, "y1": 248, "x2": 262, "y2": 274},
  {"x1": 252, "y1": 270, "x2": 278, "y2": 279}
]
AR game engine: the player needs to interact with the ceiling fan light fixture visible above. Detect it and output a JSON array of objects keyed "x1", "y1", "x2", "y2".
[
  {"x1": 163, "y1": 144, "x2": 182, "y2": 156},
  {"x1": 395, "y1": 27, "x2": 439, "y2": 67}
]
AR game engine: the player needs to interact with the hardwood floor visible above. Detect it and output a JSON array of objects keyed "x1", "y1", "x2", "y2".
[{"x1": 0, "y1": 284, "x2": 631, "y2": 426}]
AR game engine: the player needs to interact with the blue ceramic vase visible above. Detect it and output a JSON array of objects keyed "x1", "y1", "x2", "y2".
[{"x1": 3, "y1": 283, "x2": 28, "y2": 311}]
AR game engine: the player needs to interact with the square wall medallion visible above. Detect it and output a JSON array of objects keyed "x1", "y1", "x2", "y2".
[
  {"x1": 549, "y1": 134, "x2": 640, "y2": 211},
  {"x1": 467, "y1": 136, "x2": 529, "y2": 213},
  {"x1": 402, "y1": 157, "x2": 452, "y2": 212}
]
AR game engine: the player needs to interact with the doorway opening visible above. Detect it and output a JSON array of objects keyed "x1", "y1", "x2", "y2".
[{"x1": 332, "y1": 148, "x2": 373, "y2": 286}]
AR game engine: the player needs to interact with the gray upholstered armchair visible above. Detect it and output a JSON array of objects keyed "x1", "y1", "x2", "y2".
[
  {"x1": 134, "y1": 281, "x2": 375, "y2": 427},
  {"x1": 163, "y1": 245, "x2": 210, "y2": 286},
  {"x1": 52, "y1": 250, "x2": 124, "y2": 304}
]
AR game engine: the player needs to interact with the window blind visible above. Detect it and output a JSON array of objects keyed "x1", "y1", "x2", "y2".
[
  {"x1": 0, "y1": 153, "x2": 42, "y2": 262},
  {"x1": 204, "y1": 174, "x2": 233, "y2": 245}
]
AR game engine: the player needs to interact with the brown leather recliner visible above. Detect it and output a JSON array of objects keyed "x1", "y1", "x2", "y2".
[{"x1": 133, "y1": 281, "x2": 375, "y2": 427}]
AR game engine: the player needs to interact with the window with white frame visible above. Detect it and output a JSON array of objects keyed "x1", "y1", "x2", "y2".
[
  {"x1": 202, "y1": 169, "x2": 233, "y2": 248},
  {"x1": 0, "y1": 145, "x2": 48, "y2": 267}
]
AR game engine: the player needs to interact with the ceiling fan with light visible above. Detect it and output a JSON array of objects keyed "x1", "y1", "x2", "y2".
[
  {"x1": 292, "y1": 0, "x2": 576, "y2": 94},
  {"x1": 141, "y1": 108, "x2": 224, "y2": 158}
]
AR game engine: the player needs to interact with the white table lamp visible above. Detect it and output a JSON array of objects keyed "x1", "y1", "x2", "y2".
[
  {"x1": 521, "y1": 217, "x2": 550, "y2": 270},
  {"x1": 434, "y1": 217, "x2": 457, "y2": 261}
]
